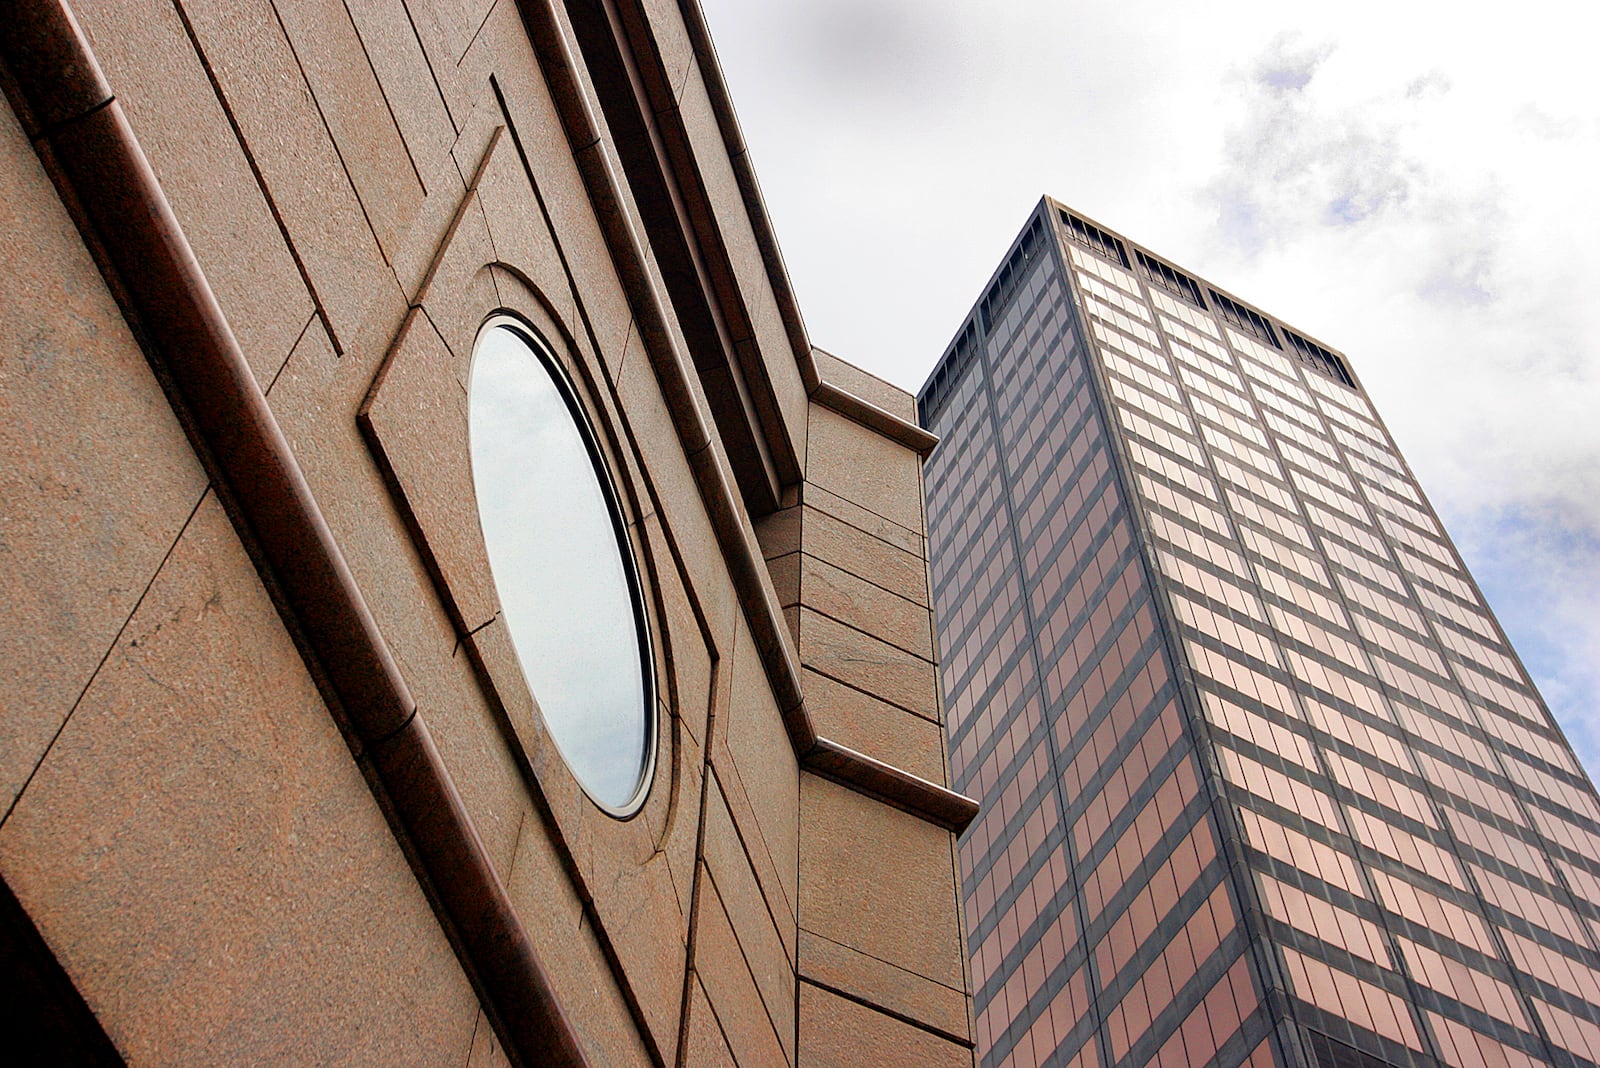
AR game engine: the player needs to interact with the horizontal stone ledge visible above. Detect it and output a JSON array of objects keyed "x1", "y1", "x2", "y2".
[
  {"x1": 810, "y1": 380, "x2": 939, "y2": 456},
  {"x1": 802, "y1": 737, "x2": 978, "y2": 834}
]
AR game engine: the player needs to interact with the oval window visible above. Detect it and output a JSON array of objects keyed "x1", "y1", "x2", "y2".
[{"x1": 468, "y1": 318, "x2": 654, "y2": 813}]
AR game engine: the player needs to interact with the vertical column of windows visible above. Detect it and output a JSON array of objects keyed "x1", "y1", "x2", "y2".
[
  {"x1": 1222, "y1": 327, "x2": 1600, "y2": 1068},
  {"x1": 1061, "y1": 242, "x2": 1264, "y2": 1068},
  {"x1": 1110, "y1": 282, "x2": 1526, "y2": 1066},
  {"x1": 1215, "y1": 325, "x2": 1555, "y2": 1064},
  {"x1": 1293, "y1": 349, "x2": 1600, "y2": 1066},
  {"x1": 936, "y1": 255, "x2": 1103, "y2": 1068}
]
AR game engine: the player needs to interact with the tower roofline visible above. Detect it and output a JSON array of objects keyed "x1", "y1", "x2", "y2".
[{"x1": 920, "y1": 198, "x2": 1364, "y2": 414}]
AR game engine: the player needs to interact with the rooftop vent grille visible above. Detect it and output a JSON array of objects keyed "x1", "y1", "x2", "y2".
[
  {"x1": 979, "y1": 216, "x2": 1046, "y2": 332},
  {"x1": 1134, "y1": 250, "x2": 1205, "y2": 308},
  {"x1": 1284, "y1": 330, "x2": 1356, "y2": 389},
  {"x1": 1058, "y1": 210, "x2": 1130, "y2": 269},
  {"x1": 919, "y1": 321, "x2": 981, "y2": 425},
  {"x1": 1208, "y1": 289, "x2": 1280, "y2": 349}
]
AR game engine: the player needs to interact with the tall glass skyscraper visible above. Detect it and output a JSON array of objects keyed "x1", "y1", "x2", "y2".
[{"x1": 919, "y1": 200, "x2": 1600, "y2": 1068}]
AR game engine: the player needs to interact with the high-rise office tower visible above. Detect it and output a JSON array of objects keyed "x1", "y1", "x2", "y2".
[{"x1": 919, "y1": 199, "x2": 1600, "y2": 1068}]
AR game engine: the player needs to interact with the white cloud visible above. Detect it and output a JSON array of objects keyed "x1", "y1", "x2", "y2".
[{"x1": 700, "y1": 0, "x2": 1600, "y2": 779}]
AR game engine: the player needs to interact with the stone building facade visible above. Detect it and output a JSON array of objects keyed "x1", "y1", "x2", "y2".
[{"x1": 0, "y1": 1, "x2": 976, "y2": 1064}]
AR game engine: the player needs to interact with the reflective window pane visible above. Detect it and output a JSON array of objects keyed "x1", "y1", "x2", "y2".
[{"x1": 469, "y1": 320, "x2": 652, "y2": 810}]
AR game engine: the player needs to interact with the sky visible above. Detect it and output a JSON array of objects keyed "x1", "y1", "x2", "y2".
[{"x1": 697, "y1": 0, "x2": 1600, "y2": 775}]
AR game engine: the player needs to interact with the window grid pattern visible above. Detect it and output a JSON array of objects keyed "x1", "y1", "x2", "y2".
[
  {"x1": 1075, "y1": 236, "x2": 1600, "y2": 1068},
  {"x1": 921, "y1": 205, "x2": 1600, "y2": 1068},
  {"x1": 921, "y1": 204, "x2": 1600, "y2": 1061},
  {"x1": 926, "y1": 230, "x2": 1268, "y2": 1068}
]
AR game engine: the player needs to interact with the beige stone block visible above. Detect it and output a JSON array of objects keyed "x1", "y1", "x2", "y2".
[
  {"x1": 0, "y1": 102, "x2": 208, "y2": 814},
  {"x1": 801, "y1": 670, "x2": 945, "y2": 785},
  {"x1": 803, "y1": 483, "x2": 923, "y2": 559},
  {"x1": 504, "y1": 807, "x2": 653, "y2": 1068},
  {"x1": 343, "y1": 0, "x2": 458, "y2": 183},
  {"x1": 799, "y1": 982, "x2": 973, "y2": 1068},
  {"x1": 473, "y1": 127, "x2": 583, "y2": 340},
  {"x1": 718, "y1": 620, "x2": 801, "y2": 913},
  {"x1": 273, "y1": 0, "x2": 424, "y2": 259},
  {"x1": 356, "y1": 308, "x2": 495, "y2": 632},
  {"x1": 683, "y1": 974, "x2": 738, "y2": 1068},
  {"x1": 410, "y1": 0, "x2": 491, "y2": 66},
  {"x1": 799, "y1": 930, "x2": 970, "y2": 1043},
  {"x1": 799, "y1": 775, "x2": 965, "y2": 991},
  {"x1": 694, "y1": 875, "x2": 791, "y2": 1066},
  {"x1": 480, "y1": 0, "x2": 637, "y2": 384},
  {"x1": 755, "y1": 501, "x2": 803, "y2": 561},
  {"x1": 813, "y1": 350, "x2": 917, "y2": 423},
  {"x1": 649, "y1": 522, "x2": 716, "y2": 754},
  {"x1": 806, "y1": 405, "x2": 924, "y2": 533},
  {"x1": 767, "y1": 551, "x2": 801, "y2": 610},
  {"x1": 784, "y1": 605, "x2": 803, "y2": 652},
  {"x1": 588, "y1": 837, "x2": 688, "y2": 1061},
  {"x1": 704, "y1": 776, "x2": 797, "y2": 1048},
  {"x1": 178, "y1": 0, "x2": 396, "y2": 352},
  {"x1": 73, "y1": 0, "x2": 312, "y2": 386},
  {"x1": 0, "y1": 494, "x2": 480, "y2": 1066},
  {"x1": 798, "y1": 609, "x2": 938, "y2": 720},
  {"x1": 799, "y1": 554, "x2": 932, "y2": 661},
  {"x1": 800, "y1": 504, "x2": 929, "y2": 607},
  {"x1": 704, "y1": 767, "x2": 796, "y2": 984},
  {"x1": 614, "y1": 327, "x2": 739, "y2": 647},
  {"x1": 402, "y1": 0, "x2": 479, "y2": 128},
  {"x1": 416, "y1": 652, "x2": 531, "y2": 878}
]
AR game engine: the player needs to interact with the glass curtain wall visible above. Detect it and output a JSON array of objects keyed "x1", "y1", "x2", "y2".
[{"x1": 919, "y1": 201, "x2": 1600, "y2": 1068}]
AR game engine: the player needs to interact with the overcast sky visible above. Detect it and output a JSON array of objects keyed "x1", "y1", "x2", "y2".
[{"x1": 698, "y1": 0, "x2": 1600, "y2": 776}]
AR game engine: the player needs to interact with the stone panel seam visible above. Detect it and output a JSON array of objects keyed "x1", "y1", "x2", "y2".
[
  {"x1": 701, "y1": 862, "x2": 792, "y2": 1059},
  {"x1": 402, "y1": 1, "x2": 462, "y2": 139},
  {"x1": 797, "y1": 549, "x2": 932, "y2": 617},
  {"x1": 264, "y1": 0, "x2": 404, "y2": 289},
  {"x1": 0, "y1": 485, "x2": 209, "y2": 829},
  {"x1": 804, "y1": 486, "x2": 926, "y2": 549},
  {"x1": 799, "y1": 664, "x2": 942, "y2": 731},
  {"x1": 170, "y1": 0, "x2": 339, "y2": 354},
  {"x1": 674, "y1": 644, "x2": 719, "y2": 1068},
  {"x1": 800, "y1": 927, "x2": 970, "y2": 999},
  {"x1": 794, "y1": 597, "x2": 933, "y2": 667},
  {"x1": 796, "y1": 976, "x2": 975, "y2": 1050},
  {"x1": 262, "y1": 309, "x2": 319, "y2": 398}
]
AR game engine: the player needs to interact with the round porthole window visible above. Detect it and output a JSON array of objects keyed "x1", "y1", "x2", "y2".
[{"x1": 468, "y1": 317, "x2": 654, "y2": 813}]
